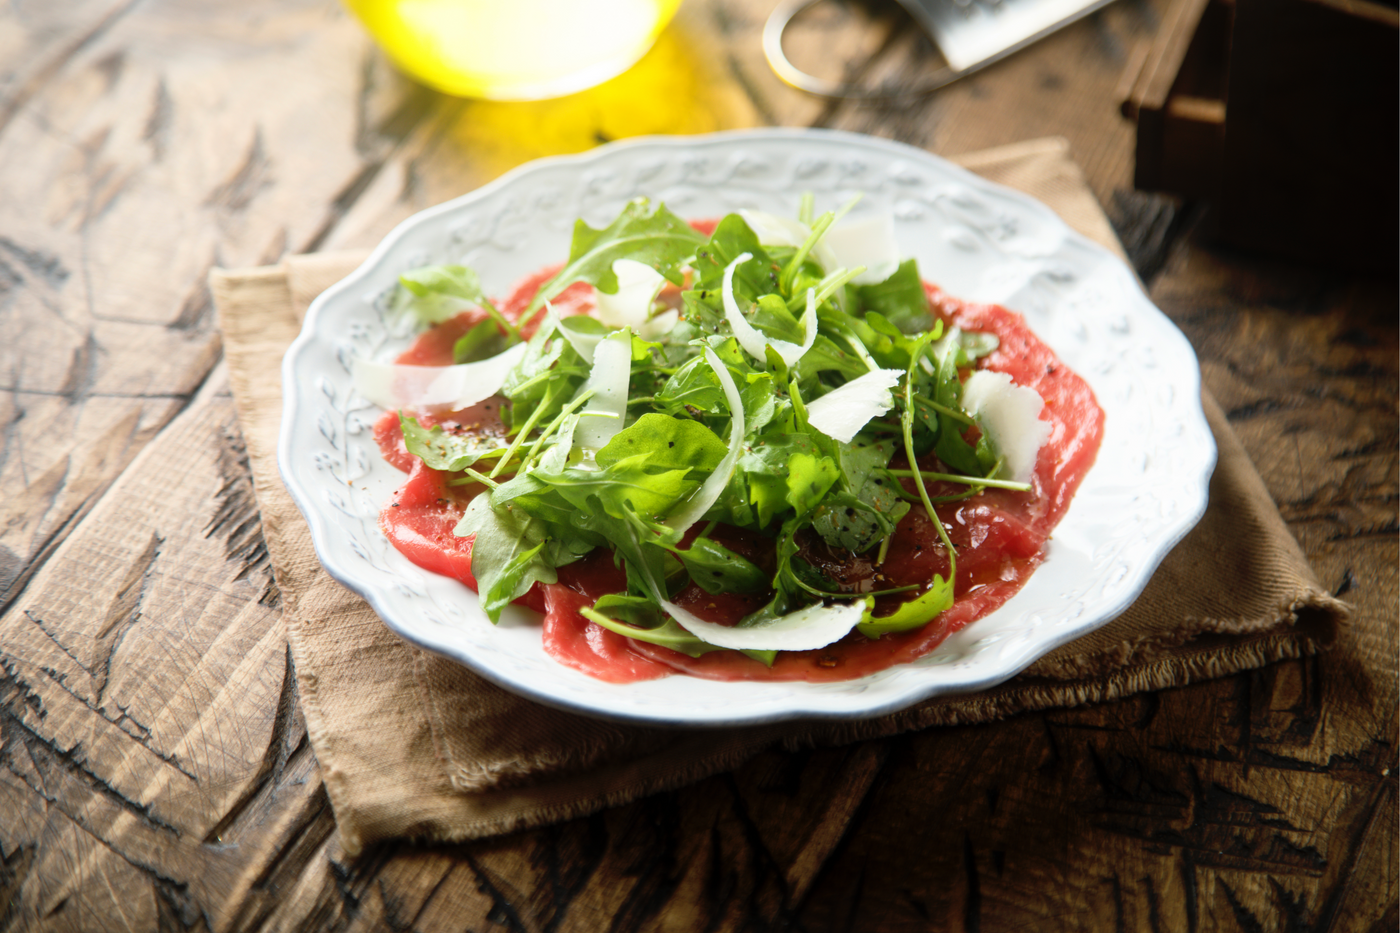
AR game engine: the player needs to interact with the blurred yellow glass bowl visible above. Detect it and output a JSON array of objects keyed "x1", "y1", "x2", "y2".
[{"x1": 346, "y1": 0, "x2": 685, "y2": 100}]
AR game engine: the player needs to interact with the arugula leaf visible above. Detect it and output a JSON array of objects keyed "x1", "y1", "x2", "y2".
[
  {"x1": 856, "y1": 575, "x2": 955, "y2": 637},
  {"x1": 737, "y1": 432, "x2": 821, "y2": 527},
  {"x1": 524, "y1": 199, "x2": 704, "y2": 323},
  {"x1": 809, "y1": 439, "x2": 906, "y2": 552},
  {"x1": 930, "y1": 337, "x2": 985, "y2": 476},
  {"x1": 810, "y1": 490, "x2": 909, "y2": 553},
  {"x1": 794, "y1": 334, "x2": 872, "y2": 382},
  {"x1": 691, "y1": 215, "x2": 775, "y2": 298},
  {"x1": 489, "y1": 472, "x2": 591, "y2": 533},
  {"x1": 532, "y1": 456, "x2": 696, "y2": 526},
  {"x1": 455, "y1": 497, "x2": 557, "y2": 622},
  {"x1": 399, "y1": 265, "x2": 522, "y2": 341},
  {"x1": 395, "y1": 265, "x2": 487, "y2": 326},
  {"x1": 596, "y1": 413, "x2": 729, "y2": 475},
  {"x1": 568, "y1": 506, "x2": 672, "y2": 604},
  {"x1": 749, "y1": 293, "x2": 805, "y2": 344},
  {"x1": 655, "y1": 352, "x2": 726, "y2": 415},
  {"x1": 400, "y1": 414, "x2": 505, "y2": 472},
  {"x1": 402, "y1": 264, "x2": 485, "y2": 302},
  {"x1": 453, "y1": 318, "x2": 508, "y2": 363},
  {"x1": 673, "y1": 537, "x2": 769, "y2": 595},
  {"x1": 589, "y1": 593, "x2": 661, "y2": 627},
  {"x1": 785, "y1": 451, "x2": 841, "y2": 516},
  {"x1": 854, "y1": 259, "x2": 932, "y2": 334},
  {"x1": 839, "y1": 437, "x2": 895, "y2": 491},
  {"x1": 740, "y1": 374, "x2": 779, "y2": 435},
  {"x1": 503, "y1": 323, "x2": 583, "y2": 433},
  {"x1": 957, "y1": 329, "x2": 999, "y2": 361}
]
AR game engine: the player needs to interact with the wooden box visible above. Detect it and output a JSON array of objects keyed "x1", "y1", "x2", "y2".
[{"x1": 1123, "y1": 0, "x2": 1399, "y2": 274}]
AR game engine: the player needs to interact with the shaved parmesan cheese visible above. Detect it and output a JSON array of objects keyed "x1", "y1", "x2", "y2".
[
  {"x1": 805, "y1": 368, "x2": 904, "y2": 443},
  {"x1": 738, "y1": 209, "x2": 839, "y2": 271},
  {"x1": 352, "y1": 342, "x2": 527, "y2": 411},
  {"x1": 661, "y1": 598, "x2": 867, "y2": 652},
  {"x1": 664, "y1": 347, "x2": 744, "y2": 536},
  {"x1": 547, "y1": 302, "x2": 604, "y2": 365},
  {"x1": 640, "y1": 308, "x2": 678, "y2": 340},
  {"x1": 572, "y1": 329, "x2": 632, "y2": 455},
  {"x1": 738, "y1": 209, "x2": 808, "y2": 247},
  {"x1": 594, "y1": 259, "x2": 666, "y2": 329},
  {"x1": 824, "y1": 213, "x2": 900, "y2": 285},
  {"x1": 722, "y1": 254, "x2": 817, "y2": 368},
  {"x1": 961, "y1": 369, "x2": 1052, "y2": 484}
]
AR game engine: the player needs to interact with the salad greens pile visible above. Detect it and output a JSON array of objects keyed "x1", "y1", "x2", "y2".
[{"x1": 389, "y1": 197, "x2": 1034, "y2": 661}]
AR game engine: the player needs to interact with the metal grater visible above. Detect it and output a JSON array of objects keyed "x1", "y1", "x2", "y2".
[
  {"x1": 899, "y1": 0, "x2": 1118, "y2": 74},
  {"x1": 764, "y1": 0, "x2": 1120, "y2": 98}
]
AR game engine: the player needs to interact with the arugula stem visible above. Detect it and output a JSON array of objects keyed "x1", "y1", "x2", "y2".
[
  {"x1": 812, "y1": 267, "x2": 866, "y2": 309},
  {"x1": 913, "y1": 394, "x2": 975, "y2": 425},
  {"x1": 790, "y1": 572, "x2": 920, "y2": 600},
  {"x1": 901, "y1": 338, "x2": 957, "y2": 586},
  {"x1": 798, "y1": 192, "x2": 815, "y2": 225},
  {"x1": 787, "y1": 266, "x2": 866, "y2": 312},
  {"x1": 890, "y1": 486, "x2": 984, "y2": 505},
  {"x1": 781, "y1": 212, "x2": 835, "y2": 293},
  {"x1": 520, "y1": 389, "x2": 596, "y2": 469},
  {"x1": 478, "y1": 297, "x2": 523, "y2": 343},
  {"x1": 887, "y1": 469, "x2": 1031, "y2": 492},
  {"x1": 516, "y1": 289, "x2": 553, "y2": 335},
  {"x1": 490, "y1": 387, "x2": 553, "y2": 478},
  {"x1": 461, "y1": 468, "x2": 499, "y2": 489},
  {"x1": 509, "y1": 363, "x2": 589, "y2": 399},
  {"x1": 788, "y1": 378, "x2": 810, "y2": 430},
  {"x1": 840, "y1": 329, "x2": 881, "y2": 372},
  {"x1": 832, "y1": 192, "x2": 862, "y2": 224}
]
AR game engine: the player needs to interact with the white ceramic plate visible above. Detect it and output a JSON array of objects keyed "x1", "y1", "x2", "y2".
[{"x1": 279, "y1": 129, "x2": 1215, "y2": 727}]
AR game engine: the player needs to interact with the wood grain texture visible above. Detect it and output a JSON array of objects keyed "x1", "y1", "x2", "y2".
[
  {"x1": 0, "y1": 0, "x2": 425, "y2": 616},
  {"x1": 2, "y1": 0, "x2": 1395, "y2": 930}
]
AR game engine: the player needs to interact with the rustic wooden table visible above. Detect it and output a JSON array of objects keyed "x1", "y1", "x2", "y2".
[{"x1": 2, "y1": 1, "x2": 1395, "y2": 930}]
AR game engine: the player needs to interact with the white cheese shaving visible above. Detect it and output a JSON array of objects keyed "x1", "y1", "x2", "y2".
[
  {"x1": 805, "y1": 368, "x2": 904, "y2": 443},
  {"x1": 960, "y1": 369, "x2": 1052, "y2": 484},
  {"x1": 738, "y1": 209, "x2": 840, "y2": 272},
  {"x1": 661, "y1": 598, "x2": 867, "y2": 652},
  {"x1": 351, "y1": 342, "x2": 527, "y2": 411},
  {"x1": 722, "y1": 254, "x2": 817, "y2": 368},
  {"x1": 823, "y1": 213, "x2": 901, "y2": 285},
  {"x1": 738, "y1": 209, "x2": 808, "y2": 248},
  {"x1": 663, "y1": 347, "x2": 745, "y2": 536},
  {"x1": 546, "y1": 302, "x2": 605, "y2": 365},
  {"x1": 593, "y1": 259, "x2": 667, "y2": 330},
  {"x1": 571, "y1": 329, "x2": 632, "y2": 456},
  {"x1": 639, "y1": 308, "x2": 678, "y2": 341}
]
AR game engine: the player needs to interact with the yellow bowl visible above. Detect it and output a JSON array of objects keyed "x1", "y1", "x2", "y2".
[{"x1": 346, "y1": 0, "x2": 684, "y2": 100}]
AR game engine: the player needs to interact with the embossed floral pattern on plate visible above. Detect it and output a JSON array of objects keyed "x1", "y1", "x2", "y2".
[{"x1": 279, "y1": 129, "x2": 1215, "y2": 727}]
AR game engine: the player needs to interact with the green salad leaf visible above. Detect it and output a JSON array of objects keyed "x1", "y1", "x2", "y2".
[{"x1": 523, "y1": 198, "x2": 706, "y2": 326}]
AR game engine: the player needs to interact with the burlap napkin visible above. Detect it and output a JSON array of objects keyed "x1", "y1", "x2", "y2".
[{"x1": 212, "y1": 137, "x2": 1347, "y2": 857}]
